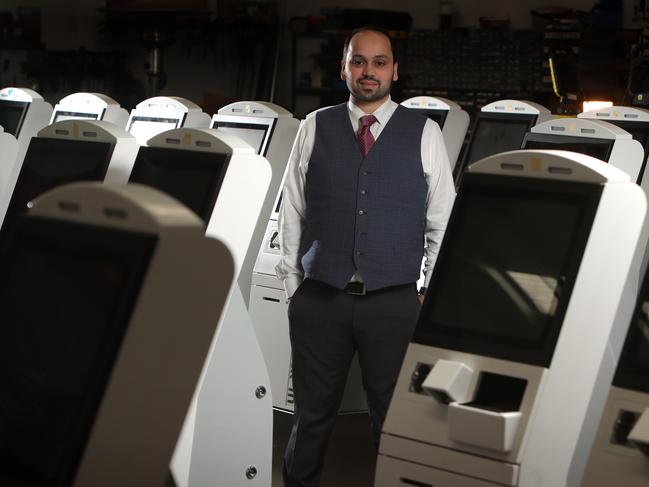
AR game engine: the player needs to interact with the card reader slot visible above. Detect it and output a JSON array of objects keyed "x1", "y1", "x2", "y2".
[{"x1": 400, "y1": 479, "x2": 433, "y2": 487}]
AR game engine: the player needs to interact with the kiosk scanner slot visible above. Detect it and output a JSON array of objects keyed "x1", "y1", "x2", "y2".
[
  {"x1": 454, "y1": 100, "x2": 552, "y2": 185},
  {"x1": 400, "y1": 96, "x2": 470, "y2": 170},
  {"x1": 50, "y1": 92, "x2": 129, "y2": 128},
  {"x1": 0, "y1": 120, "x2": 139, "y2": 233},
  {"x1": 126, "y1": 128, "x2": 273, "y2": 487},
  {"x1": 376, "y1": 150, "x2": 647, "y2": 487},
  {"x1": 0, "y1": 182, "x2": 235, "y2": 487},
  {"x1": 580, "y1": 262, "x2": 649, "y2": 486},
  {"x1": 126, "y1": 96, "x2": 211, "y2": 146}
]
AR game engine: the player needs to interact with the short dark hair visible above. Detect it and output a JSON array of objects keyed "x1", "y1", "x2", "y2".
[{"x1": 342, "y1": 26, "x2": 397, "y2": 64}]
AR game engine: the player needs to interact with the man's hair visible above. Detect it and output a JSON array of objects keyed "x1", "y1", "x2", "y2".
[{"x1": 342, "y1": 26, "x2": 397, "y2": 64}]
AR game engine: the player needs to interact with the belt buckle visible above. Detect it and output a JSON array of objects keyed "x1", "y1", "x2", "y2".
[{"x1": 344, "y1": 282, "x2": 366, "y2": 295}]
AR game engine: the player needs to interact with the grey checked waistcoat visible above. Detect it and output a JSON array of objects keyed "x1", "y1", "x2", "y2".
[{"x1": 299, "y1": 103, "x2": 428, "y2": 291}]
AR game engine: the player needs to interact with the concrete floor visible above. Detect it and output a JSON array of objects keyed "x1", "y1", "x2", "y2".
[{"x1": 272, "y1": 410, "x2": 377, "y2": 487}]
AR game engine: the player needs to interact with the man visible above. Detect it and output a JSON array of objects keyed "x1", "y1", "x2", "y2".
[{"x1": 276, "y1": 26, "x2": 455, "y2": 487}]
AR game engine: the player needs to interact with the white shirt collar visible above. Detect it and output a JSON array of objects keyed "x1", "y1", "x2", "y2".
[{"x1": 347, "y1": 96, "x2": 395, "y2": 128}]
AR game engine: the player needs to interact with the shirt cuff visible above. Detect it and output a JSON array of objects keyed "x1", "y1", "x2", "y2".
[{"x1": 284, "y1": 275, "x2": 303, "y2": 299}]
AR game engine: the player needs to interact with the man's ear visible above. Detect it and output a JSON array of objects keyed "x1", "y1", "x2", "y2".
[
  {"x1": 393, "y1": 61, "x2": 399, "y2": 82},
  {"x1": 340, "y1": 59, "x2": 346, "y2": 80}
]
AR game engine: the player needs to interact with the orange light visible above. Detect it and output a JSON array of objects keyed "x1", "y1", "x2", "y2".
[{"x1": 582, "y1": 101, "x2": 613, "y2": 112}]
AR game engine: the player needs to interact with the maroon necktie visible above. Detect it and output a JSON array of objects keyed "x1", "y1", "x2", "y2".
[{"x1": 356, "y1": 114, "x2": 377, "y2": 158}]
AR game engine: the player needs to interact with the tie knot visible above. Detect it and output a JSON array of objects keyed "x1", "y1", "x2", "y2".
[{"x1": 359, "y1": 115, "x2": 377, "y2": 128}]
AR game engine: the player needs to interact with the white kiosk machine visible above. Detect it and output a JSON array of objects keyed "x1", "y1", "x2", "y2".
[
  {"x1": 376, "y1": 150, "x2": 646, "y2": 487},
  {"x1": 581, "y1": 265, "x2": 649, "y2": 486},
  {"x1": 523, "y1": 118, "x2": 645, "y2": 185},
  {"x1": 210, "y1": 101, "x2": 299, "y2": 304},
  {"x1": 126, "y1": 96, "x2": 211, "y2": 145},
  {"x1": 0, "y1": 120, "x2": 139, "y2": 233},
  {"x1": 401, "y1": 96, "x2": 470, "y2": 169},
  {"x1": 50, "y1": 92, "x2": 129, "y2": 127},
  {"x1": 0, "y1": 87, "x2": 52, "y2": 181},
  {"x1": 578, "y1": 106, "x2": 649, "y2": 188},
  {"x1": 126, "y1": 128, "x2": 273, "y2": 487},
  {"x1": 454, "y1": 100, "x2": 552, "y2": 182},
  {"x1": 0, "y1": 182, "x2": 235, "y2": 487}
]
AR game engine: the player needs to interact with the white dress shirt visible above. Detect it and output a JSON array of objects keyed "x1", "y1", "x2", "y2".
[{"x1": 276, "y1": 96, "x2": 456, "y2": 297}]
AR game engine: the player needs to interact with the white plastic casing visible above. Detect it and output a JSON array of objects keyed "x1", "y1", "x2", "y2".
[{"x1": 50, "y1": 92, "x2": 129, "y2": 128}]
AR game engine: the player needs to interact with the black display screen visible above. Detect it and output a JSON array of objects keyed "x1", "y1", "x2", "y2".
[
  {"x1": 414, "y1": 173, "x2": 601, "y2": 367},
  {"x1": 424, "y1": 110, "x2": 448, "y2": 129},
  {"x1": 129, "y1": 146, "x2": 230, "y2": 224},
  {"x1": 0, "y1": 215, "x2": 156, "y2": 487},
  {"x1": 613, "y1": 269, "x2": 649, "y2": 394},
  {"x1": 211, "y1": 121, "x2": 272, "y2": 156},
  {"x1": 464, "y1": 114, "x2": 536, "y2": 166},
  {"x1": 523, "y1": 134, "x2": 614, "y2": 162},
  {"x1": 0, "y1": 100, "x2": 28, "y2": 136},
  {"x1": 607, "y1": 120, "x2": 649, "y2": 184},
  {"x1": 2, "y1": 137, "x2": 114, "y2": 233}
]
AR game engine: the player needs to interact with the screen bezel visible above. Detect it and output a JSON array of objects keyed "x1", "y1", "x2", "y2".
[
  {"x1": 604, "y1": 120, "x2": 649, "y2": 183},
  {"x1": 413, "y1": 172, "x2": 602, "y2": 368},
  {"x1": 522, "y1": 132, "x2": 615, "y2": 162},
  {"x1": 210, "y1": 114, "x2": 276, "y2": 157},
  {"x1": 0, "y1": 100, "x2": 29, "y2": 137}
]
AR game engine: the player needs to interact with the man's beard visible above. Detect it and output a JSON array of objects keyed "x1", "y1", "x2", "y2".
[{"x1": 347, "y1": 75, "x2": 392, "y2": 102}]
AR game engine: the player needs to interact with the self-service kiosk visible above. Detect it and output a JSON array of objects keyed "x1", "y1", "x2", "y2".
[
  {"x1": 210, "y1": 101, "x2": 299, "y2": 304},
  {"x1": 0, "y1": 120, "x2": 138, "y2": 232},
  {"x1": 454, "y1": 100, "x2": 552, "y2": 183},
  {"x1": 249, "y1": 109, "x2": 368, "y2": 414},
  {"x1": 0, "y1": 87, "x2": 52, "y2": 180},
  {"x1": 581, "y1": 263, "x2": 649, "y2": 486},
  {"x1": 126, "y1": 96, "x2": 211, "y2": 145},
  {"x1": 578, "y1": 106, "x2": 649, "y2": 189},
  {"x1": 400, "y1": 96, "x2": 470, "y2": 169},
  {"x1": 0, "y1": 182, "x2": 235, "y2": 487},
  {"x1": 376, "y1": 150, "x2": 647, "y2": 487},
  {"x1": 0, "y1": 126, "x2": 18, "y2": 191},
  {"x1": 523, "y1": 118, "x2": 645, "y2": 185},
  {"x1": 50, "y1": 92, "x2": 129, "y2": 127},
  {"x1": 126, "y1": 128, "x2": 272, "y2": 487}
]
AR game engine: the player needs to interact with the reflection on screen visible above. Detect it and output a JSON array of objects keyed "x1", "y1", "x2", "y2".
[
  {"x1": 415, "y1": 175, "x2": 598, "y2": 366},
  {"x1": 128, "y1": 117, "x2": 179, "y2": 145},
  {"x1": 212, "y1": 121, "x2": 269, "y2": 155},
  {"x1": 0, "y1": 216, "x2": 156, "y2": 486},
  {"x1": 524, "y1": 138, "x2": 612, "y2": 161},
  {"x1": 2, "y1": 138, "x2": 113, "y2": 233},
  {"x1": 129, "y1": 146, "x2": 230, "y2": 223},
  {"x1": 466, "y1": 118, "x2": 532, "y2": 165},
  {"x1": 53, "y1": 111, "x2": 99, "y2": 123},
  {"x1": 0, "y1": 101, "x2": 28, "y2": 136}
]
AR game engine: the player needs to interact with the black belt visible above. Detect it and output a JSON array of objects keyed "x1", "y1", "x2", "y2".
[{"x1": 343, "y1": 281, "x2": 366, "y2": 295}]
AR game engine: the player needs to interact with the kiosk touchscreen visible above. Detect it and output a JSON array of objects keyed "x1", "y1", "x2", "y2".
[
  {"x1": 376, "y1": 150, "x2": 646, "y2": 487},
  {"x1": 0, "y1": 120, "x2": 139, "y2": 233},
  {"x1": 581, "y1": 266, "x2": 649, "y2": 486},
  {"x1": 523, "y1": 118, "x2": 645, "y2": 187},
  {"x1": 211, "y1": 101, "x2": 299, "y2": 304},
  {"x1": 0, "y1": 182, "x2": 234, "y2": 487},
  {"x1": 126, "y1": 96, "x2": 211, "y2": 146},
  {"x1": 126, "y1": 128, "x2": 273, "y2": 487},
  {"x1": 578, "y1": 106, "x2": 649, "y2": 189},
  {"x1": 0, "y1": 87, "x2": 52, "y2": 179},
  {"x1": 401, "y1": 96, "x2": 470, "y2": 169},
  {"x1": 50, "y1": 92, "x2": 129, "y2": 128},
  {"x1": 454, "y1": 100, "x2": 552, "y2": 184}
]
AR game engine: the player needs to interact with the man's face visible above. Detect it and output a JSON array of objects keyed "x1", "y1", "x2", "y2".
[{"x1": 341, "y1": 30, "x2": 398, "y2": 103}]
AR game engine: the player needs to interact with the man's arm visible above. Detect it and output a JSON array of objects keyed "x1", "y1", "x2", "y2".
[
  {"x1": 275, "y1": 118, "x2": 312, "y2": 298},
  {"x1": 421, "y1": 120, "x2": 456, "y2": 288}
]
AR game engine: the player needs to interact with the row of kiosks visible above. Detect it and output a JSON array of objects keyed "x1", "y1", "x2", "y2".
[
  {"x1": 400, "y1": 96, "x2": 470, "y2": 169},
  {"x1": 453, "y1": 100, "x2": 552, "y2": 184},
  {"x1": 375, "y1": 150, "x2": 647, "y2": 487},
  {"x1": 249, "y1": 107, "x2": 368, "y2": 415},
  {"x1": 0, "y1": 182, "x2": 236, "y2": 487},
  {"x1": 122, "y1": 127, "x2": 273, "y2": 487},
  {"x1": 126, "y1": 96, "x2": 211, "y2": 145},
  {"x1": 0, "y1": 119, "x2": 139, "y2": 233}
]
